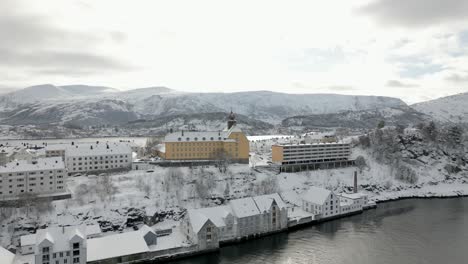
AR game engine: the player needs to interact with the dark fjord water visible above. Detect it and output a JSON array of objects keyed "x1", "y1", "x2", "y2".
[{"x1": 169, "y1": 198, "x2": 468, "y2": 264}]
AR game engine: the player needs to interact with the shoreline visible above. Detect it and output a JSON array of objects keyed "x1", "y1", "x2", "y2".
[{"x1": 153, "y1": 190, "x2": 468, "y2": 263}]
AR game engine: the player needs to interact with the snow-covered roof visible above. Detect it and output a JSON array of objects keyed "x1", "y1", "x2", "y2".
[
  {"x1": 87, "y1": 229, "x2": 150, "y2": 262},
  {"x1": 339, "y1": 193, "x2": 368, "y2": 200},
  {"x1": 61, "y1": 142, "x2": 132, "y2": 157},
  {"x1": 253, "y1": 193, "x2": 287, "y2": 212},
  {"x1": 164, "y1": 125, "x2": 242, "y2": 143},
  {"x1": 0, "y1": 157, "x2": 64, "y2": 173},
  {"x1": 21, "y1": 224, "x2": 101, "y2": 247},
  {"x1": 187, "y1": 209, "x2": 211, "y2": 233},
  {"x1": 229, "y1": 197, "x2": 260, "y2": 218},
  {"x1": 301, "y1": 186, "x2": 332, "y2": 205},
  {"x1": 0, "y1": 146, "x2": 24, "y2": 157},
  {"x1": 279, "y1": 191, "x2": 302, "y2": 207},
  {"x1": 139, "y1": 225, "x2": 156, "y2": 236},
  {"x1": 0, "y1": 246, "x2": 14, "y2": 264},
  {"x1": 189, "y1": 206, "x2": 232, "y2": 231},
  {"x1": 35, "y1": 225, "x2": 86, "y2": 253}
]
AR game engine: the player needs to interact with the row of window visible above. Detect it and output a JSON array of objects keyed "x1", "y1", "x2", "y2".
[
  {"x1": 0, "y1": 170, "x2": 62, "y2": 178},
  {"x1": 178, "y1": 136, "x2": 225, "y2": 141},
  {"x1": 70, "y1": 154, "x2": 128, "y2": 161},
  {"x1": 72, "y1": 160, "x2": 127, "y2": 166}
]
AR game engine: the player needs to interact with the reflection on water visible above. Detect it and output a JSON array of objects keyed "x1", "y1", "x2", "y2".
[{"x1": 168, "y1": 198, "x2": 468, "y2": 264}]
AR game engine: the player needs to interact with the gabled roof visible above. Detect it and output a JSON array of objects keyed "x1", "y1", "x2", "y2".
[
  {"x1": 21, "y1": 224, "x2": 101, "y2": 247},
  {"x1": 253, "y1": 193, "x2": 287, "y2": 212},
  {"x1": 189, "y1": 206, "x2": 232, "y2": 229},
  {"x1": 187, "y1": 209, "x2": 211, "y2": 233},
  {"x1": 139, "y1": 225, "x2": 156, "y2": 236},
  {"x1": 301, "y1": 186, "x2": 332, "y2": 205},
  {"x1": 34, "y1": 225, "x2": 87, "y2": 253},
  {"x1": 229, "y1": 197, "x2": 260, "y2": 218}
]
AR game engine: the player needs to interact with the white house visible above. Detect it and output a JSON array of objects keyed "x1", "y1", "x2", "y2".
[
  {"x1": 339, "y1": 193, "x2": 369, "y2": 214},
  {"x1": 20, "y1": 224, "x2": 102, "y2": 255},
  {"x1": 0, "y1": 246, "x2": 15, "y2": 264},
  {"x1": 252, "y1": 194, "x2": 288, "y2": 233},
  {"x1": 301, "y1": 186, "x2": 341, "y2": 219},
  {"x1": 33, "y1": 226, "x2": 87, "y2": 264},
  {"x1": 0, "y1": 157, "x2": 66, "y2": 199},
  {"x1": 182, "y1": 209, "x2": 220, "y2": 250}
]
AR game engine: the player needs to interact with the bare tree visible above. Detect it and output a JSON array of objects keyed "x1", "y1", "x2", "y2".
[
  {"x1": 355, "y1": 156, "x2": 367, "y2": 173},
  {"x1": 97, "y1": 174, "x2": 118, "y2": 201}
]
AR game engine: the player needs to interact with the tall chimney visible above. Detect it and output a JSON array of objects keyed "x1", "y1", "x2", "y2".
[{"x1": 353, "y1": 171, "x2": 358, "y2": 193}]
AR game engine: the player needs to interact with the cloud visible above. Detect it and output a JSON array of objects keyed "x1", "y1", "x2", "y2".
[
  {"x1": 0, "y1": 0, "x2": 129, "y2": 76},
  {"x1": 386, "y1": 80, "x2": 419, "y2": 88},
  {"x1": 445, "y1": 73, "x2": 468, "y2": 83},
  {"x1": 358, "y1": 0, "x2": 468, "y2": 27}
]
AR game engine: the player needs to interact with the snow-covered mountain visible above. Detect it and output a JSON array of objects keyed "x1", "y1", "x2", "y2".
[
  {"x1": 281, "y1": 106, "x2": 430, "y2": 129},
  {"x1": 0, "y1": 84, "x2": 410, "y2": 128},
  {"x1": 1, "y1": 99, "x2": 137, "y2": 126},
  {"x1": 132, "y1": 91, "x2": 407, "y2": 124},
  {"x1": 0, "y1": 84, "x2": 118, "y2": 110},
  {"x1": 411, "y1": 92, "x2": 468, "y2": 124}
]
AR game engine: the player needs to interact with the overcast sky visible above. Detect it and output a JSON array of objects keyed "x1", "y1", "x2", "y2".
[{"x1": 1, "y1": 0, "x2": 468, "y2": 103}]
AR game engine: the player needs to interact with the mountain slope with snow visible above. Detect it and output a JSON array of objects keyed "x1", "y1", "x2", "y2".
[
  {"x1": 282, "y1": 106, "x2": 430, "y2": 129},
  {"x1": 411, "y1": 92, "x2": 468, "y2": 123},
  {"x1": 0, "y1": 84, "x2": 410, "y2": 128}
]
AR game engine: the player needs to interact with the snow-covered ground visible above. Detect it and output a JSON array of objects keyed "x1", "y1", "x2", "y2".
[{"x1": 1, "y1": 131, "x2": 467, "y2": 251}]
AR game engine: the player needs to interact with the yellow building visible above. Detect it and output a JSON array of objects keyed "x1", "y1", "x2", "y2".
[{"x1": 162, "y1": 112, "x2": 250, "y2": 164}]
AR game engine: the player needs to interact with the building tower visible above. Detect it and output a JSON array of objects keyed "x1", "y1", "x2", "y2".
[{"x1": 227, "y1": 110, "x2": 237, "y2": 129}]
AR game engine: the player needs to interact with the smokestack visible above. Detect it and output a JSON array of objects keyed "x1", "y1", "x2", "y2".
[{"x1": 353, "y1": 171, "x2": 358, "y2": 193}]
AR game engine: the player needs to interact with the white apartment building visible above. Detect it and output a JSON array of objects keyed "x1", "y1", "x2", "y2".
[
  {"x1": 52, "y1": 142, "x2": 132, "y2": 175},
  {"x1": 182, "y1": 209, "x2": 221, "y2": 251},
  {"x1": 272, "y1": 142, "x2": 351, "y2": 165},
  {"x1": 0, "y1": 157, "x2": 66, "y2": 199},
  {"x1": 33, "y1": 226, "x2": 87, "y2": 264},
  {"x1": 301, "y1": 186, "x2": 341, "y2": 219},
  {"x1": 339, "y1": 193, "x2": 369, "y2": 214}
]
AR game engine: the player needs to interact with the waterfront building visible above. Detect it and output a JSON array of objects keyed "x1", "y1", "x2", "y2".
[
  {"x1": 339, "y1": 193, "x2": 369, "y2": 214},
  {"x1": 0, "y1": 157, "x2": 66, "y2": 200},
  {"x1": 182, "y1": 209, "x2": 220, "y2": 250},
  {"x1": 183, "y1": 194, "x2": 289, "y2": 246},
  {"x1": 301, "y1": 186, "x2": 341, "y2": 219},
  {"x1": 252, "y1": 194, "x2": 288, "y2": 233},
  {"x1": 162, "y1": 112, "x2": 249, "y2": 164},
  {"x1": 33, "y1": 225, "x2": 87, "y2": 264},
  {"x1": 229, "y1": 197, "x2": 262, "y2": 237},
  {"x1": 272, "y1": 142, "x2": 351, "y2": 166}
]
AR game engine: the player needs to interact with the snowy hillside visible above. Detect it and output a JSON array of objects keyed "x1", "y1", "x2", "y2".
[
  {"x1": 0, "y1": 99, "x2": 138, "y2": 126},
  {"x1": 282, "y1": 106, "x2": 430, "y2": 129},
  {"x1": 125, "y1": 112, "x2": 275, "y2": 135},
  {"x1": 412, "y1": 92, "x2": 468, "y2": 124},
  {"x1": 135, "y1": 91, "x2": 407, "y2": 124}
]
